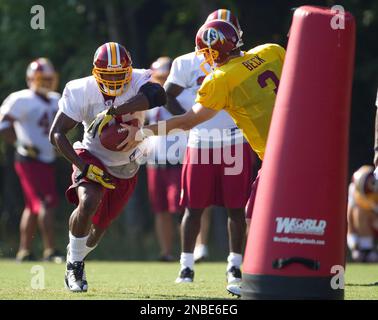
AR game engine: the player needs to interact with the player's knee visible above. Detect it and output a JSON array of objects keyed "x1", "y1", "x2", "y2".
[
  {"x1": 228, "y1": 208, "x2": 245, "y2": 220},
  {"x1": 186, "y1": 209, "x2": 203, "y2": 220},
  {"x1": 78, "y1": 190, "x2": 102, "y2": 217}
]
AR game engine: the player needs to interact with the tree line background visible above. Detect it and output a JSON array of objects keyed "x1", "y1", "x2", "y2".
[{"x1": 0, "y1": 0, "x2": 377, "y2": 260}]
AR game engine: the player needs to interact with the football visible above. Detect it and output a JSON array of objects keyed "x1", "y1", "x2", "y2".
[{"x1": 99, "y1": 119, "x2": 138, "y2": 151}]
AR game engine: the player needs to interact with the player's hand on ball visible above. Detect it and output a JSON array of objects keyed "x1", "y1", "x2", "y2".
[
  {"x1": 87, "y1": 106, "x2": 116, "y2": 138},
  {"x1": 77, "y1": 164, "x2": 115, "y2": 189},
  {"x1": 116, "y1": 123, "x2": 146, "y2": 152}
]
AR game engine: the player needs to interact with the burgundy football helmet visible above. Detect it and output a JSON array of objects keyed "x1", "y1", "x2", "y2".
[
  {"x1": 26, "y1": 58, "x2": 58, "y2": 95},
  {"x1": 205, "y1": 9, "x2": 243, "y2": 47},
  {"x1": 92, "y1": 42, "x2": 132, "y2": 96},
  {"x1": 195, "y1": 20, "x2": 241, "y2": 74}
]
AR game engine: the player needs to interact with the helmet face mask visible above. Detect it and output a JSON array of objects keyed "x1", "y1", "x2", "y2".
[
  {"x1": 26, "y1": 58, "x2": 58, "y2": 95},
  {"x1": 196, "y1": 47, "x2": 218, "y2": 75},
  {"x1": 92, "y1": 66, "x2": 132, "y2": 96},
  {"x1": 92, "y1": 42, "x2": 132, "y2": 97}
]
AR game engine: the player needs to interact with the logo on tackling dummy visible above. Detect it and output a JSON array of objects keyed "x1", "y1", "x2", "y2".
[
  {"x1": 275, "y1": 217, "x2": 327, "y2": 236},
  {"x1": 202, "y1": 28, "x2": 226, "y2": 46}
]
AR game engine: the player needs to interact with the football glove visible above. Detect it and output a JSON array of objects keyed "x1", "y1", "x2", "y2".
[
  {"x1": 87, "y1": 105, "x2": 117, "y2": 138},
  {"x1": 76, "y1": 164, "x2": 115, "y2": 190}
]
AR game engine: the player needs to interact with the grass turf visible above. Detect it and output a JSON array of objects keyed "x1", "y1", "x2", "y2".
[{"x1": 0, "y1": 259, "x2": 377, "y2": 300}]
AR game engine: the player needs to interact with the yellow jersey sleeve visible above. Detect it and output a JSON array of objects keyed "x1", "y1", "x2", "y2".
[
  {"x1": 195, "y1": 72, "x2": 228, "y2": 111},
  {"x1": 274, "y1": 44, "x2": 286, "y2": 63}
]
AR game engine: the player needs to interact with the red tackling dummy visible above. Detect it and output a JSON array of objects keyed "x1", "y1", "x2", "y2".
[{"x1": 242, "y1": 6, "x2": 355, "y2": 299}]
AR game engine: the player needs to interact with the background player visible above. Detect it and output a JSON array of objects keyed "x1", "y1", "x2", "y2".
[
  {"x1": 146, "y1": 56, "x2": 187, "y2": 261},
  {"x1": 164, "y1": 9, "x2": 256, "y2": 289},
  {"x1": 347, "y1": 165, "x2": 378, "y2": 262},
  {"x1": 0, "y1": 58, "x2": 61, "y2": 262},
  {"x1": 49, "y1": 42, "x2": 166, "y2": 292}
]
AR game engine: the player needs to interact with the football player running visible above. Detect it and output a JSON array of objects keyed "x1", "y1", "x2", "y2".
[
  {"x1": 347, "y1": 165, "x2": 378, "y2": 262},
  {"x1": 105, "y1": 19, "x2": 285, "y2": 297},
  {"x1": 49, "y1": 42, "x2": 166, "y2": 292},
  {"x1": 163, "y1": 9, "x2": 256, "y2": 293},
  {"x1": 0, "y1": 58, "x2": 61, "y2": 262}
]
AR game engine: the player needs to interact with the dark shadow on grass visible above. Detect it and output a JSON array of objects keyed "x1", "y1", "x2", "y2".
[
  {"x1": 119, "y1": 291, "x2": 238, "y2": 300},
  {"x1": 151, "y1": 294, "x2": 235, "y2": 300},
  {"x1": 346, "y1": 283, "x2": 378, "y2": 287}
]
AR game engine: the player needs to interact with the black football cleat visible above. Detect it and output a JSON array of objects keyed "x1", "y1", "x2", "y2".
[
  {"x1": 175, "y1": 267, "x2": 194, "y2": 283},
  {"x1": 64, "y1": 261, "x2": 88, "y2": 292}
]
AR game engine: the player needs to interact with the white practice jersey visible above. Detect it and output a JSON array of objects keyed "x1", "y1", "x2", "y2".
[
  {"x1": 0, "y1": 89, "x2": 59, "y2": 163},
  {"x1": 145, "y1": 90, "x2": 192, "y2": 165},
  {"x1": 166, "y1": 51, "x2": 244, "y2": 149},
  {"x1": 59, "y1": 69, "x2": 150, "y2": 168}
]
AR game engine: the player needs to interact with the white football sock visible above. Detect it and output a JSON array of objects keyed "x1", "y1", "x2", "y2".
[
  {"x1": 194, "y1": 244, "x2": 208, "y2": 260},
  {"x1": 227, "y1": 252, "x2": 243, "y2": 271},
  {"x1": 83, "y1": 244, "x2": 97, "y2": 259},
  {"x1": 68, "y1": 232, "x2": 89, "y2": 263},
  {"x1": 347, "y1": 233, "x2": 359, "y2": 250},
  {"x1": 359, "y1": 236, "x2": 374, "y2": 250},
  {"x1": 180, "y1": 252, "x2": 194, "y2": 271}
]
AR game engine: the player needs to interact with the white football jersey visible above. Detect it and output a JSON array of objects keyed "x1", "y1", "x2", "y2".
[
  {"x1": 59, "y1": 69, "x2": 150, "y2": 167},
  {"x1": 145, "y1": 89, "x2": 193, "y2": 165},
  {"x1": 0, "y1": 89, "x2": 59, "y2": 163},
  {"x1": 166, "y1": 52, "x2": 244, "y2": 148}
]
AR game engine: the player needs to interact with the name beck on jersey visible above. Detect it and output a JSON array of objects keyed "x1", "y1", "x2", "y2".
[
  {"x1": 139, "y1": 303, "x2": 238, "y2": 318},
  {"x1": 242, "y1": 55, "x2": 266, "y2": 71}
]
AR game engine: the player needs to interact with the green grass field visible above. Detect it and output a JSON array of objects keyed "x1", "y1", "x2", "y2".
[{"x1": 0, "y1": 259, "x2": 378, "y2": 300}]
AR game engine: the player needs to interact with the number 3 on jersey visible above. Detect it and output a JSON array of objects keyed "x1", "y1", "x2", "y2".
[{"x1": 258, "y1": 70, "x2": 280, "y2": 94}]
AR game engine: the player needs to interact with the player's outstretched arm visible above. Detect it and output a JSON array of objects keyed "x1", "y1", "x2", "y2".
[
  {"x1": 160, "y1": 103, "x2": 218, "y2": 133},
  {"x1": 113, "y1": 82, "x2": 167, "y2": 116},
  {"x1": 117, "y1": 103, "x2": 218, "y2": 152}
]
